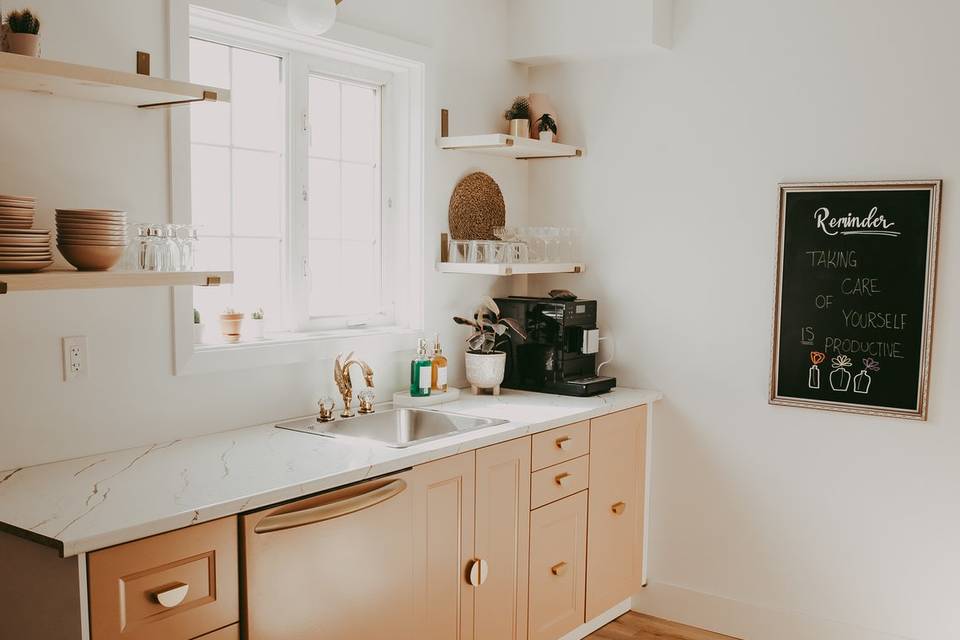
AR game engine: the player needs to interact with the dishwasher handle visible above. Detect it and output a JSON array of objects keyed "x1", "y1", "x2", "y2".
[{"x1": 254, "y1": 477, "x2": 407, "y2": 534}]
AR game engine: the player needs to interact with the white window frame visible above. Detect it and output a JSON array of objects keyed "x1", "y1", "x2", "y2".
[{"x1": 169, "y1": 2, "x2": 426, "y2": 375}]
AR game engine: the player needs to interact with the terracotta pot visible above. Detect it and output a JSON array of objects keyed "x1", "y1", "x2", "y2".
[
  {"x1": 219, "y1": 313, "x2": 244, "y2": 343},
  {"x1": 508, "y1": 118, "x2": 530, "y2": 138},
  {"x1": 464, "y1": 350, "x2": 506, "y2": 395},
  {"x1": 7, "y1": 33, "x2": 39, "y2": 57}
]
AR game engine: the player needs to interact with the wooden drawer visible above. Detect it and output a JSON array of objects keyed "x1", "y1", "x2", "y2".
[
  {"x1": 88, "y1": 517, "x2": 239, "y2": 640},
  {"x1": 195, "y1": 624, "x2": 239, "y2": 640},
  {"x1": 530, "y1": 455, "x2": 589, "y2": 509},
  {"x1": 531, "y1": 421, "x2": 589, "y2": 471},
  {"x1": 528, "y1": 491, "x2": 587, "y2": 640}
]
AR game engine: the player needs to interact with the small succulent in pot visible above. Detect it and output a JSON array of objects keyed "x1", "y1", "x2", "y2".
[
  {"x1": 504, "y1": 96, "x2": 531, "y2": 138},
  {"x1": 193, "y1": 308, "x2": 205, "y2": 345},
  {"x1": 248, "y1": 307, "x2": 265, "y2": 340},
  {"x1": 3, "y1": 8, "x2": 40, "y2": 57},
  {"x1": 453, "y1": 296, "x2": 527, "y2": 354},
  {"x1": 536, "y1": 113, "x2": 557, "y2": 142}
]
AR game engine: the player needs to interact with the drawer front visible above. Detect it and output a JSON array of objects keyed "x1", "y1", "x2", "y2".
[
  {"x1": 531, "y1": 421, "x2": 590, "y2": 471},
  {"x1": 196, "y1": 624, "x2": 239, "y2": 640},
  {"x1": 528, "y1": 492, "x2": 587, "y2": 640},
  {"x1": 530, "y1": 455, "x2": 589, "y2": 510},
  {"x1": 88, "y1": 517, "x2": 239, "y2": 640}
]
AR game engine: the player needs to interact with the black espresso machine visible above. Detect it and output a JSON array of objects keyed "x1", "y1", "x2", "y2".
[{"x1": 493, "y1": 296, "x2": 616, "y2": 397}]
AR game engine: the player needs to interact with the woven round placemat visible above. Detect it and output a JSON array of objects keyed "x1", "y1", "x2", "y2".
[{"x1": 448, "y1": 172, "x2": 506, "y2": 240}]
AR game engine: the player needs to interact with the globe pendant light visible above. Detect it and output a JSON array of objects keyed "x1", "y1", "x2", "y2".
[{"x1": 288, "y1": 0, "x2": 339, "y2": 35}]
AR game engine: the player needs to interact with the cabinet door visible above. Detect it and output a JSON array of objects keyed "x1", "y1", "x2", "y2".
[
  {"x1": 475, "y1": 438, "x2": 531, "y2": 640},
  {"x1": 528, "y1": 492, "x2": 588, "y2": 640},
  {"x1": 412, "y1": 452, "x2": 476, "y2": 640},
  {"x1": 585, "y1": 405, "x2": 647, "y2": 620}
]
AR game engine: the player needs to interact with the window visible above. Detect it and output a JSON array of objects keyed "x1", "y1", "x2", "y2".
[{"x1": 188, "y1": 35, "x2": 395, "y2": 339}]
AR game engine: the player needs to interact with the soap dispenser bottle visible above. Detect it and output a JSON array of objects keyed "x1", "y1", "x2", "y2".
[
  {"x1": 410, "y1": 337, "x2": 432, "y2": 397},
  {"x1": 431, "y1": 334, "x2": 448, "y2": 393}
]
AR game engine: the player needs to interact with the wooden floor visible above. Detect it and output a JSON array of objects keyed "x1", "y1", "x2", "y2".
[{"x1": 588, "y1": 612, "x2": 739, "y2": 640}]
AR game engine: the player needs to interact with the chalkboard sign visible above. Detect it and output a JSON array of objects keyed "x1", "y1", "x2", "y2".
[{"x1": 770, "y1": 181, "x2": 941, "y2": 420}]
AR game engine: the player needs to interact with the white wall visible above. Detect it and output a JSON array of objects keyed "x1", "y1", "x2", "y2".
[
  {"x1": 0, "y1": 0, "x2": 529, "y2": 469},
  {"x1": 527, "y1": 2, "x2": 960, "y2": 639}
]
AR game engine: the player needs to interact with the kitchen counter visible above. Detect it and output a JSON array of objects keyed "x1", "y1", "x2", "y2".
[{"x1": 0, "y1": 388, "x2": 661, "y2": 557}]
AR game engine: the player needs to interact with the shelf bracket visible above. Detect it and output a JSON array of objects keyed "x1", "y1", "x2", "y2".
[
  {"x1": 201, "y1": 276, "x2": 222, "y2": 287},
  {"x1": 138, "y1": 90, "x2": 218, "y2": 110},
  {"x1": 0, "y1": 281, "x2": 7, "y2": 295},
  {"x1": 136, "y1": 51, "x2": 151, "y2": 76},
  {"x1": 441, "y1": 108, "x2": 449, "y2": 137}
]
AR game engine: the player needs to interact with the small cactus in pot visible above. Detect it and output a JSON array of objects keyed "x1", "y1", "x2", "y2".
[{"x1": 3, "y1": 9, "x2": 41, "y2": 57}]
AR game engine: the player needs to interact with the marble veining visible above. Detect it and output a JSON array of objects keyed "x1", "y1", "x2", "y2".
[{"x1": 0, "y1": 388, "x2": 660, "y2": 557}]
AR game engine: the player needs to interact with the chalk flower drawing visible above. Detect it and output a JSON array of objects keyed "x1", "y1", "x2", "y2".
[
  {"x1": 808, "y1": 351, "x2": 826, "y2": 389},
  {"x1": 830, "y1": 354, "x2": 853, "y2": 392},
  {"x1": 853, "y1": 357, "x2": 881, "y2": 394}
]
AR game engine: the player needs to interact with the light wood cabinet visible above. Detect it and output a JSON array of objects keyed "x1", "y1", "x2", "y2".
[
  {"x1": 530, "y1": 454, "x2": 590, "y2": 510},
  {"x1": 474, "y1": 438, "x2": 531, "y2": 640},
  {"x1": 585, "y1": 406, "x2": 647, "y2": 620},
  {"x1": 196, "y1": 624, "x2": 239, "y2": 639},
  {"x1": 531, "y1": 421, "x2": 590, "y2": 471},
  {"x1": 412, "y1": 451, "x2": 477, "y2": 640},
  {"x1": 528, "y1": 492, "x2": 588, "y2": 640},
  {"x1": 87, "y1": 516, "x2": 238, "y2": 640}
]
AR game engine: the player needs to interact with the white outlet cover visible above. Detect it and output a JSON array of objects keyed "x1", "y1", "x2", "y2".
[{"x1": 62, "y1": 336, "x2": 88, "y2": 381}]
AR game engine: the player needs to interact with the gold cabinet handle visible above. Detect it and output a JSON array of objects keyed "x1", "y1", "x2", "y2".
[
  {"x1": 555, "y1": 436, "x2": 572, "y2": 450},
  {"x1": 551, "y1": 561, "x2": 568, "y2": 577},
  {"x1": 611, "y1": 501, "x2": 626, "y2": 515},
  {"x1": 467, "y1": 558, "x2": 489, "y2": 587},
  {"x1": 153, "y1": 582, "x2": 189, "y2": 608},
  {"x1": 554, "y1": 472, "x2": 572, "y2": 487}
]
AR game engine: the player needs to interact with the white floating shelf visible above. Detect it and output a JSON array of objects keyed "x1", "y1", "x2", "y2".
[
  {"x1": 0, "y1": 270, "x2": 233, "y2": 294},
  {"x1": 436, "y1": 262, "x2": 584, "y2": 276},
  {"x1": 0, "y1": 51, "x2": 229, "y2": 108},
  {"x1": 438, "y1": 134, "x2": 583, "y2": 159}
]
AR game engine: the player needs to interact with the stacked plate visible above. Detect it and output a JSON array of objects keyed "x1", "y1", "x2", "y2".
[
  {"x1": 0, "y1": 193, "x2": 36, "y2": 230},
  {"x1": 0, "y1": 228, "x2": 53, "y2": 272},
  {"x1": 55, "y1": 209, "x2": 129, "y2": 271}
]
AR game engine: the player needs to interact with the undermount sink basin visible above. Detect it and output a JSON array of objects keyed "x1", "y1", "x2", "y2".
[{"x1": 276, "y1": 408, "x2": 509, "y2": 448}]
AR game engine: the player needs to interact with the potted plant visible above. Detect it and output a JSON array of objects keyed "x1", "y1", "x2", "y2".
[
  {"x1": 248, "y1": 307, "x2": 265, "y2": 340},
  {"x1": 536, "y1": 113, "x2": 557, "y2": 142},
  {"x1": 193, "y1": 308, "x2": 205, "y2": 345},
  {"x1": 453, "y1": 296, "x2": 527, "y2": 395},
  {"x1": 219, "y1": 308, "x2": 244, "y2": 344},
  {"x1": 4, "y1": 9, "x2": 40, "y2": 57},
  {"x1": 504, "y1": 96, "x2": 531, "y2": 138}
]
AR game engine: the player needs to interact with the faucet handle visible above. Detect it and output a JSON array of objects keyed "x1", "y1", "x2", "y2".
[
  {"x1": 357, "y1": 388, "x2": 376, "y2": 415},
  {"x1": 317, "y1": 397, "x2": 337, "y2": 422}
]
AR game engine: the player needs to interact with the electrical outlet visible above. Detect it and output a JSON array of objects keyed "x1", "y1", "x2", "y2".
[{"x1": 62, "y1": 336, "x2": 88, "y2": 381}]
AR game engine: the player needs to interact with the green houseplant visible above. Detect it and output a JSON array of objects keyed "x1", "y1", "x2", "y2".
[
  {"x1": 504, "y1": 96, "x2": 531, "y2": 138},
  {"x1": 536, "y1": 113, "x2": 557, "y2": 142},
  {"x1": 3, "y1": 9, "x2": 40, "y2": 57},
  {"x1": 454, "y1": 296, "x2": 527, "y2": 395}
]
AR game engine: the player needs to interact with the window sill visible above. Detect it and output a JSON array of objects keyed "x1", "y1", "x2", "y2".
[{"x1": 176, "y1": 325, "x2": 419, "y2": 376}]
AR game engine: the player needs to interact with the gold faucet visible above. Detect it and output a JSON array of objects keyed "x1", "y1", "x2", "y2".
[{"x1": 334, "y1": 352, "x2": 375, "y2": 418}]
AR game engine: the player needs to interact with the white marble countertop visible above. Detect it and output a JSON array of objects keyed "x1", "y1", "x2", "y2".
[{"x1": 0, "y1": 388, "x2": 661, "y2": 557}]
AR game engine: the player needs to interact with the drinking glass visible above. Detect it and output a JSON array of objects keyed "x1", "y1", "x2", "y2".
[
  {"x1": 143, "y1": 225, "x2": 168, "y2": 271},
  {"x1": 163, "y1": 224, "x2": 183, "y2": 271},
  {"x1": 177, "y1": 225, "x2": 198, "y2": 271}
]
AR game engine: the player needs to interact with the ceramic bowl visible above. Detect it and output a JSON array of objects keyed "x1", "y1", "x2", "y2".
[{"x1": 57, "y1": 244, "x2": 125, "y2": 271}]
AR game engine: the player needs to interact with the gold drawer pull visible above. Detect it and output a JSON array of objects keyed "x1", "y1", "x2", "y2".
[
  {"x1": 554, "y1": 472, "x2": 572, "y2": 487},
  {"x1": 153, "y1": 582, "x2": 189, "y2": 608},
  {"x1": 611, "y1": 501, "x2": 627, "y2": 515},
  {"x1": 555, "y1": 436, "x2": 572, "y2": 450},
  {"x1": 467, "y1": 558, "x2": 489, "y2": 586},
  {"x1": 551, "y1": 562, "x2": 568, "y2": 577}
]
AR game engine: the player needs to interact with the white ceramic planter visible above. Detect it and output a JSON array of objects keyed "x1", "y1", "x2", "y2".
[
  {"x1": 193, "y1": 323, "x2": 205, "y2": 345},
  {"x1": 464, "y1": 351, "x2": 506, "y2": 395},
  {"x1": 7, "y1": 33, "x2": 39, "y2": 57},
  {"x1": 509, "y1": 118, "x2": 530, "y2": 138},
  {"x1": 538, "y1": 130, "x2": 554, "y2": 143},
  {"x1": 248, "y1": 318, "x2": 265, "y2": 340}
]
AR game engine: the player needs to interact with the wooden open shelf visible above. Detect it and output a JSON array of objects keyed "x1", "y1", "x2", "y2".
[
  {"x1": 438, "y1": 134, "x2": 583, "y2": 159},
  {"x1": 0, "y1": 270, "x2": 233, "y2": 294},
  {"x1": 436, "y1": 262, "x2": 584, "y2": 276},
  {"x1": 0, "y1": 51, "x2": 229, "y2": 108}
]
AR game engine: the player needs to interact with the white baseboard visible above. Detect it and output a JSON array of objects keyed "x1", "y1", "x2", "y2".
[
  {"x1": 559, "y1": 598, "x2": 631, "y2": 640},
  {"x1": 631, "y1": 583, "x2": 915, "y2": 640}
]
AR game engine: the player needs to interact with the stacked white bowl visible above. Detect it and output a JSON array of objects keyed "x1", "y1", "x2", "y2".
[{"x1": 55, "y1": 209, "x2": 129, "y2": 271}]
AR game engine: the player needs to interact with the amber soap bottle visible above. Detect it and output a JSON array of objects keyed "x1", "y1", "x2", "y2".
[{"x1": 431, "y1": 334, "x2": 448, "y2": 392}]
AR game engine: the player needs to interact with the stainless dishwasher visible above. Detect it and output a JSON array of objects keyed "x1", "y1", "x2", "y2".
[{"x1": 240, "y1": 471, "x2": 416, "y2": 640}]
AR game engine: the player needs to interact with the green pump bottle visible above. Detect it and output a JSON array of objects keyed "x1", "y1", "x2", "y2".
[{"x1": 410, "y1": 337, "x2": 432, "y2": 397}]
